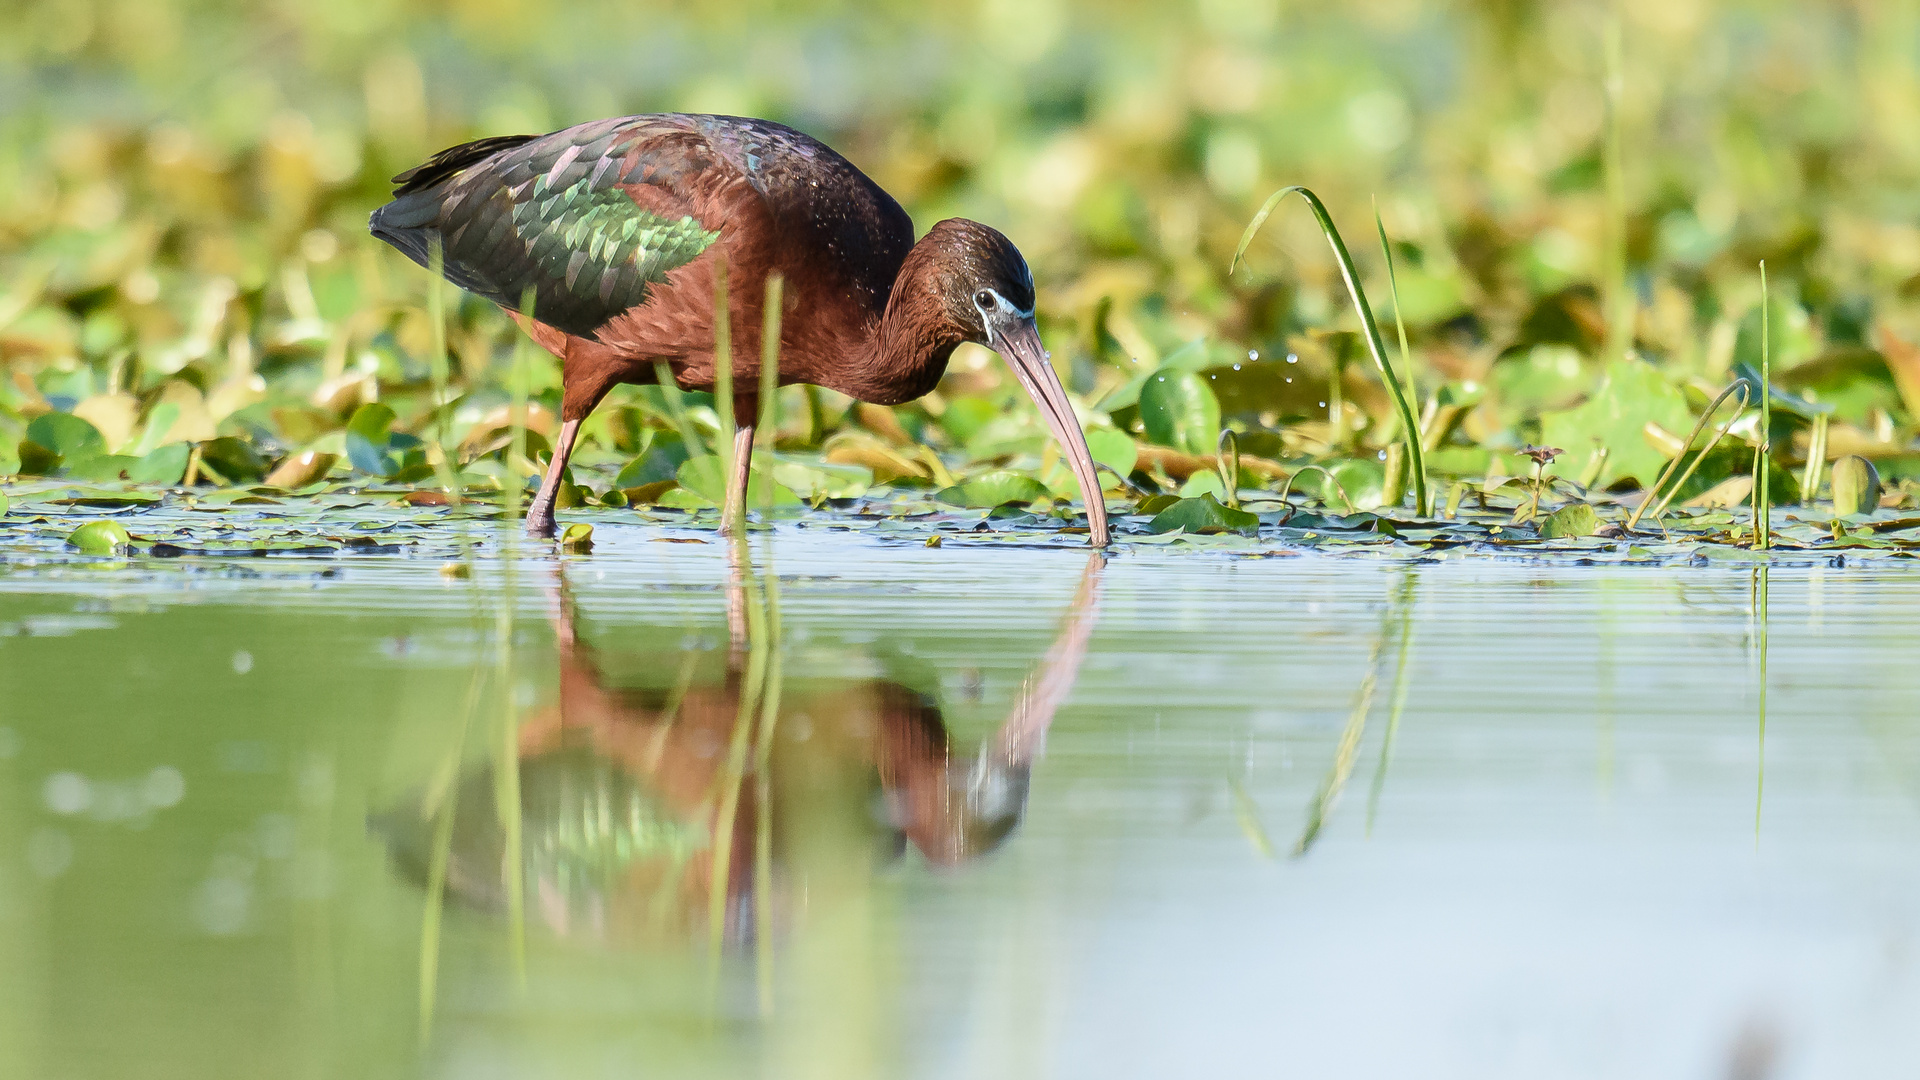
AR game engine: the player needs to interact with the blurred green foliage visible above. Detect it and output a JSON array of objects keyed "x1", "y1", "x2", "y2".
[{"x1": 6, "y1": 0, "x2": 1920, "y2": 513}]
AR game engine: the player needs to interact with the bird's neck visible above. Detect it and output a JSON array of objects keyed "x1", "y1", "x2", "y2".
[{"x1": 854, "y1": 240, "x2": 968, "y2": 406}]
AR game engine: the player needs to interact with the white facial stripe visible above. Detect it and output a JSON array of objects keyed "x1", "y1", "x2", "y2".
[{"x1": 974, "y1": 288, "x2": 1034, "y2": 331}]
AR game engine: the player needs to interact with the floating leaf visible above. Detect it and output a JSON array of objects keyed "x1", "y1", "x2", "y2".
[
  {"x1": 1178, "y1": 470, "x2": 1226, "y2": 499},
  {"x1": 1147, "y1": 492, "x2": 1261, "y2": 536},
  {"x1": 1085, "y1": 428, "x2": 1138, "y2": 479},
  {"x1": 560, "y1": 522, "x2": 595, "y2": 552},
  {"x1": 770, "y1": 457, "x2": 872, "y2": 499},
  {"x1": 263, "y1": 450, "x2": 336, "y2": 489},
  {"x1": 1137, "y1": 370, "x2": 1221, "y2": 456},
  {"x1": 66, "y1": 519, "x2": 131, "y2": 554},
  {"x1": 127, "y1": 402, "x2": 181, "y2": 457},
  {"x1": 622, "y1": 480, "x2": 678, "y2": 505},
  {"x1": 26, "y1": 412, "x2": 105, "y2": 461},
  {"x1": 1538, "y1": 356, "x2": 1694, "y2": 489},
  {"x1": 1539, "y1": 503, "x2": 1600, "y2": 538},
  {"x1": 934, "y1": 470, "x2": 1051, "y2": 508},
  {"x1": 615, "y1": 432, "x2": 689, "y2": 488},
  {"x1": 129, "y1": 442, "x2": 192, "y2": 485},
  {"x1": 199, "y1": 437, "x2": 267, "y2": 483},
  {"x1": 345, "y1": 402, "x2": 398, "y2": 476},
  {"x1": 674, "y1": 455, "x2": 801, "y2": 506}
]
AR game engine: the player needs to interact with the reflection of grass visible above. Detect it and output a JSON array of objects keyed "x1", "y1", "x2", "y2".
[
  {"x1": 1753, "y1": 566, "x2": 1770, "y2": 839},
  {"x1": 1297, "y1": 569, "x2": 1418, "y2": 855},
  {"x1": 1365, "y1": 569, "x2": 1420, "y2": 837}
]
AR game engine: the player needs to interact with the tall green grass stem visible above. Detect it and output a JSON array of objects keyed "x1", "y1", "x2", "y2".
[
  {"x1": 1756, "y1": 261, "x2": 1772, "y2": 550},
  {"x1": 1233, "y1": 187, "x2": 1429, "y2": 515}
]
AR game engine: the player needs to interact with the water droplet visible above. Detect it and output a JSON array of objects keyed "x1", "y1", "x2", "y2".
[
  {"x1": 232, "y1": 650, "x2": 253, "y2": 674},
  {"x1": 1249, "y1": 350, "x2": 1259, "y2": 360},
  {"x1": 1287, "y1": 354, "x2": 1298, "y2": 364}
]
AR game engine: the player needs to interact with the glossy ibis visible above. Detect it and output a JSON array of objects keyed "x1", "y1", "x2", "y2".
[{"x1": 370, "y1": 113, "x2": 1110, "y2": 546}]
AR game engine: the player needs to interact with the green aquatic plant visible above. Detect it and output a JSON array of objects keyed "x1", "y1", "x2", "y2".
[
  {"x1": 65, "y1": 519, "x2": 130, "y2": 554},
  {"x1": 1754, "y1": 262, "x2": 1773, "y2": 552},
  {"x1": 1830, "y1": 455, "x2": 1881, "y2": 517},
  {"x1": 1799, "y1": 412, "x2": 1830, "y2": 508},
  {"x1": 1374, "y1": 201, "x2": 1422, "y2": 457},
  {"x1": 1626, "y1": 380, "x2": 1753, "y2": 532},
  {"x1": 1233, "y1": 187, "x2": 1429, "y2": 516}
]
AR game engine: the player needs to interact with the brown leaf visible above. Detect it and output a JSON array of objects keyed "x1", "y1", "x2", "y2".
[{"x1": 1875, "y1": 327, "x2": 1920, "y2": 419}]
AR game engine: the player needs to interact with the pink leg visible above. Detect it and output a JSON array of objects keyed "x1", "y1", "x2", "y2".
[
  {"x1": 526, "y1": 419, "x2": 580, "y2": 539},
  {"x1": 718, "y1": 423, "x2": 756, "y2": 536}
]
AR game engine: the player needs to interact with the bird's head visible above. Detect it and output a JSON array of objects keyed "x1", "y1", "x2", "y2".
[
  {"x1": 920, "y1": 219, "x2": 1038, "y2": 347},
  {"x1": 920, "y1": 219, "x2": 1109, "y2": 547}
]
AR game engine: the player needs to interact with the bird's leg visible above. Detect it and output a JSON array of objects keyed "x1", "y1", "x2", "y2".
[
  {"x1": 526, "y1": 418, "x2": 581, "y2": 539},
  {"x1": 723, "y1": 530, "x2": 749, "y2": 649},
  {"x1": 718, "y1": 422, "x2": 756, "y2": 536}
]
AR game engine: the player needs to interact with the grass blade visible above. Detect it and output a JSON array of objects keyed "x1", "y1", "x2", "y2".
[
  {"x1": 1756, "y1": 261, "x2": 1772, "y2": 550},
  {"x1": 1231, "y1": 186, "x2": 1429, "y2": 515},
  {"x1": 1626, "y1": 379, "x2": 1751, "y2": 531},
  {"x1": 1373, "y1": 199, "x2": 1424, "y2": 491},
  {"x1": 424, "y1": 237, "x2": 462, "y2": 504}
]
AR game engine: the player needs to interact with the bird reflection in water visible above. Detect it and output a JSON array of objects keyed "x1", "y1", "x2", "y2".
[{"x1": 379, "y1": 552, "x2": 1104, "y2": 947}]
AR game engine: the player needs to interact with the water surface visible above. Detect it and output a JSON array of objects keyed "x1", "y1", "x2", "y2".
[{"x1": 5, "y1": 519, "x2": 1920, "y2": 1079}]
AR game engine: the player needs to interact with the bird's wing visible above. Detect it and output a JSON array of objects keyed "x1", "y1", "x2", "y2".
[{"x1": 370, "y1": 116, "x2": 735, "y2": 338}]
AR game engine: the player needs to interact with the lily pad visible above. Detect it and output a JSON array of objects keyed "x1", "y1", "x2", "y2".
[
  {"x1": 1538, "y1": 356, "x2": 1695, "y2": 489},
  {"x1": 674, "y1": 455, "x2": 802, "y2": 506},
  {"x1": 615, "y1": 433, "x2": 691, "y2": 488},
  {"x1": 1148, "y1": 492, "x2": 1261, "y2": 536},
  {"x1": 560, "y1": 523, "x2": 595, "y2": 552},
  {"x1": 622, "y1": 480, "x2": 678, "y2": 505},
  {"x1": 345, "y1": 403, "x2": 399, "y2": 476},
  {"x1": 1085, "y1": 428, "x2": 1139, "y2": 479},
  {"x1": 1539, "y1": 503, "x2": 1601, "y2": 538},
  {"x1": 66, "y1": 519, "x2": 131, "y2": 554},
  {"x1": 934, "y1": 470, "x2": 1051, "y2": 508},
  {"x1": 129, "y1": 442, "x2": 192, "y2": 485},
  {"x1": 27, "y1": 412, "x2": 106, "y2": 460},
  {"x1": 1137, "y1": 370, "x2": 1221, "y2": 456}
]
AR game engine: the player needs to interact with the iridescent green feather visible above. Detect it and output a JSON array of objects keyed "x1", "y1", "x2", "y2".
[{"x1": 512, "y1": 175, "x2": 719, "y2": 312}]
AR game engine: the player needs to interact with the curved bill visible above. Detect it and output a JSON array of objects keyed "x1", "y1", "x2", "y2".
[{"x1": 990, "y1": 320, "x2": 1111, "y2": 548}]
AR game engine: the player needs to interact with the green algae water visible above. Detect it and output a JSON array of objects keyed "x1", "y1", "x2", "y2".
[{"x1": 6, "y1": 515, "x2": 1920, "y2": 1079}]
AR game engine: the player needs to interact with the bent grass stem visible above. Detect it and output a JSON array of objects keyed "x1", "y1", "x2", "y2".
[{"x1": 1233, "y1": 187, "x2": 1429, "y2": 515}]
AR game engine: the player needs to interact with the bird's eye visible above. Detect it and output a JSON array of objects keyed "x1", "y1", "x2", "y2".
[{"x1": 975, "y1": 290, "x2": 993, "y2": 307}]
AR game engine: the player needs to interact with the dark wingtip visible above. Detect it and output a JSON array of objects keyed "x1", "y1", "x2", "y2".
[{"x1": 390, "y1": 133, "x2": 540, "y2": 195}]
